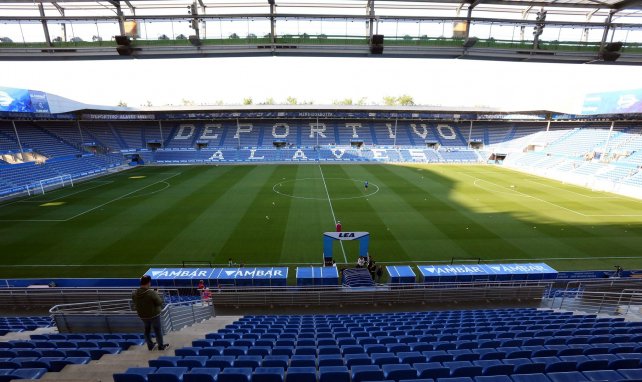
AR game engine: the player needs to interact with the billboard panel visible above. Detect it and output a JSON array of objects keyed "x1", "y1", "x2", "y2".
[
  {"x1": 581, "y1": 89, "x2": 642, "y2": 115},
  {"x1": 0, "y1": 87, "x2": 50, "y2": 114}
]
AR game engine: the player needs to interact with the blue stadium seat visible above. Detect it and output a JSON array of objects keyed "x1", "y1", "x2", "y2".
[
  {"x1": 318, "y1": 366, "x2": 350, "y2": 382},
  {"x1": 148, "y1": 367, "x2": 189, "y2": 382},
  {"x1": 205, "y1": 356, "x2": 235, "y2": 368},
  {"x1": 547, "y1": 371, "x2": 588, "y2": 382},
  {"x1": 285, "y1": 366, "x2": 317, "y2": 382},
  {"x1": 177, "y1": 356, "x2": 208, "y2": 369},
  {"x1": 113, "y1": 367, "x2": 157, "y2": 382},
  {"x1": 482, "y1": 364, "x2": 513, "y2": 376},
  {"x1": 318, "y1": 354, "x2": 344, "y2": 367},
  {"x1": 617, "y1": 368, "x2": 642, "y2": 379},
  {"x1": 382, "y1": 364, "x2": 418, "y2": 381},
  {"x1": 290, "y1": 355, "x2": 316, "y2": 368},
  {"x1": 415, "y1": 363, "x2": 451, "y2": 379},
  {"x1": 351, "y1": 365, "x2": 384, "y2": 382},
  {"x1": 475, "y1": 376, "x2": 511, "y2": 382},
  {"x1": 252, "y1": 367, "x2": 285, "y2": 382},
  {"x1": 183, "y1": 367, "x2": 221, "y2": 382},
  {"x1": 217, "y1": 367, "x2": 253, "y2": 382},
  {"x1": 234, "y1": 355, "x2": 262, "y2": 369},
  {"x1": 510, "y1": 373, "x2": 551, "y2": 382},
  {"x1": 262, "y1": 355, "x2": 289, "y2": 369},
  {"x1": 582, "y1": 370, "x2": 624, "y2": 381}
]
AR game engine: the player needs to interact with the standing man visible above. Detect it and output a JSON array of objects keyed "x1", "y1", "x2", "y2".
[
  {"x1": 336, "y1": 220, "x2": 342, "y2": 232},
  {"x1": 364, "y1": 180, "x2": 368, "y2": 190},
  {"x1": 132, "y1": 275, "x2": 169, "y2": 351}
]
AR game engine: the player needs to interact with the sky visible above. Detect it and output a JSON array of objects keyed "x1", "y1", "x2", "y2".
[{"x1": 2, "y1": 57, "x2": 642, "y2": 113}]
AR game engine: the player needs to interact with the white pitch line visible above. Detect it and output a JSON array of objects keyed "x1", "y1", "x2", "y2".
[
  {"x1": 318, "y1": 165, "x2": 348, "y2": 264},
  {"x1": 63, "y1": 172, "x2": 182, "y2": 221},
  {"x1": 523, "y1": 179, "x2": 618, "y2": 200},
  {"x1": 463, "y1": 172, "x2": 588, "y2": 217}
]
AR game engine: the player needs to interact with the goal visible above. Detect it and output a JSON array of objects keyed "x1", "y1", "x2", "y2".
[{"x1": 27, "y1": 174, "x2": 74, "y2": 196}]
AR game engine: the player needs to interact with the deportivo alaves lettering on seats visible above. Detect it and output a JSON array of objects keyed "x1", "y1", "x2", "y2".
[{"x1": 170, "y1": 122, "x2": 461, "y2": 143}]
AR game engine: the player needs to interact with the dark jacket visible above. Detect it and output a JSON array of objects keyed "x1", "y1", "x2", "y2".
[{"x1": 132, "y1": 287, "x2": 163, "y2": 319}]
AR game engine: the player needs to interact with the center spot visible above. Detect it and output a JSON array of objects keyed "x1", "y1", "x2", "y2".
[{"x1": 273, "y1": 177, "x2": 379, "y2": 200}]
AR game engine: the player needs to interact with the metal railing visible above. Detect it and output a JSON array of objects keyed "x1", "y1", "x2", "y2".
[
  {"x1": 543, "y1": 287, "x2": 642, "y2": 317},
  {"x1": 49, "y1": 298, "x2": 214, "y2": 334},
  {"x1": 0, "y1": 287, "x2": 182, "y2": 309},
  {"x1": 208, "y1": 280, "x2": 554, "y2": 307}
]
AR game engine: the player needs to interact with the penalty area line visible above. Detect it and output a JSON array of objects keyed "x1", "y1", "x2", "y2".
[{"x1": 63, "y1": 173, "x2": 182, "y2": 221}]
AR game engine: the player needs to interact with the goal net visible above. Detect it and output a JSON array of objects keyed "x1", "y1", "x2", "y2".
[{"x1": 27, "y1": 174, "x2": 74, "y2": 196}]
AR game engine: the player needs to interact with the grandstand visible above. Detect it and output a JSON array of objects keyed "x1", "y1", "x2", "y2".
[{"x1": 3, "y1": 7, "x2": 642, "y2": 377}]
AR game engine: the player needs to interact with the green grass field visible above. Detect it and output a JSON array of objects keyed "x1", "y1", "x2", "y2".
[{"x1": 1, "y1": 163, "x2": 642, "y2": 279}]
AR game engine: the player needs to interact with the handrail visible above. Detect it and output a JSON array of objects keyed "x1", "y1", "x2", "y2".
[{"x1": 50, "y1": 299, "x2": 215, "y2": 333}]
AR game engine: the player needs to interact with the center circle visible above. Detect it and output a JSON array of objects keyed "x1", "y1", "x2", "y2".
[{"x1": 272, "y1": 177, "x2": 380, "y2": 200}]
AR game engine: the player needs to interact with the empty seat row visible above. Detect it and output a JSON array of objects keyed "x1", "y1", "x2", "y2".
[
  {"x1": 113, "y1": 365, "x2": 642, "y2": 382},
  {"x1": 0, "y1": 347, "x2": 120, "y2": 360},
  {"x1": 0, "y1": 368, "x2": 47, "y2": 382},
  {"x1": 0, "y1": 356, "x2": 90, "y2": 372},
  {"x1": 30, "y1": 333, "x2": 144, "y2": 341},
  {"x1": 195, "y1": 333, "x2": 642, "y2": 348},
  {"x1": 1, "y1": 339, "x2": 142, "y2": 350},
  {"x1": 145, "y1": 353, "x2": 642, "y2": 371}
]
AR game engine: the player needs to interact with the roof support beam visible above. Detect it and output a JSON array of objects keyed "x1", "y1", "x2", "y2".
[
  {"x1": 599, "y1": 10, "x2": 614, "y2": 51},
  {"x1": 37, "y1": 2, "x2": 52, "y2": 46},
  {"x1": 123, "y1": 0, "x2": 135, "y2": 15},
  {"x1": 613, "y1": 0, "x2": 642, "y2": 11},
  {"x1": 464, "y1": 2, "x2": 476, "y2": 40},
  {"x1": 366, "y1": 0, "x2": 375, "y2": 39},
  {"x1": 51, "y1": 2, "x2": 67, "y2": 42},
  {"x1": 269, "y1": 1, "x2": 276, "y2": 44},
  {"x1": 108, "y1": 1, "x2": 126, "y2": 36}
]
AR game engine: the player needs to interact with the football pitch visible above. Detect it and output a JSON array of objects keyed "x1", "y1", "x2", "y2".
[{"x1": 1, "y1": 163, "x2": 642, "y2": 279}]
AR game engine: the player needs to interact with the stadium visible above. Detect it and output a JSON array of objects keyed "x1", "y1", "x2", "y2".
[{"x1": 3, "y1": 0, "x2": 642, "y2": 381}]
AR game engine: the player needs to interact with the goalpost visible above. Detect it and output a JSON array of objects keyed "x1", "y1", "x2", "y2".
[{"x1": 31, "y1": 174, "x2": 74, "y2": 195}]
